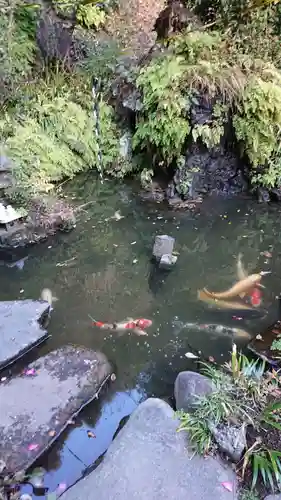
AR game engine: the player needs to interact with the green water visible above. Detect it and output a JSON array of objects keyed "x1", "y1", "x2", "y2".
[{"x1": 2, "y1": 174, "x2": 281, "y2": 495}]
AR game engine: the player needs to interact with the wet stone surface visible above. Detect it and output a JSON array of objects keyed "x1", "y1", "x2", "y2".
[
  {"x1": 0, "y1": 300, "x2": 50, "y2": 371},
  {"x1": 0, "y1": 345, "x2": 112, "y2": 474}
]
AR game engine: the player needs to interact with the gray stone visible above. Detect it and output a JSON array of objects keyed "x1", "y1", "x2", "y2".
[
  {"x1": 159, "y1": 253, "x2": 177, "y2": 269},
  {"x1": 152, "y1": 235, "x2": 175, "y2": 260},
  {"x1": 61, "y1": 398, "x2": 238, "y2": 500},
  {"x1": 208, "y1": 422, "x2": 247, "y2": 462},
  {"x1": 265, "y1": 496, "x2": 281, "y2": 500},
  {"x1": 0, "y1": 345, "x2": 112, "y2": 474},
  {"x1": 0, "y1": 299, "x2": 50, "y2": 370},
  {"x1": 174, "y1": 371, "x2": 214, "y2": 412}
]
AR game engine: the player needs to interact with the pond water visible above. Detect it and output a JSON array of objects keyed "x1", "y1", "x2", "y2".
[{"x1": 2, "y1": 174, "x2": 281, "y2": 496}]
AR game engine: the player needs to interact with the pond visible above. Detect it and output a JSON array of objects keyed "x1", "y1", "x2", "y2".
[{"x1": 1, "y1": 174, "x2": 281, "y2": 496}]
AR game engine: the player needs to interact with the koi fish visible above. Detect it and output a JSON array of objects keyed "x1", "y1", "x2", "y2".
[
  {"x1": 41, "y1": 288, "x2": 58, "y2": 307},
  {"x1": 179, "y1": 321, "x2": 252, "y2": 340},
  {"x1": 203, "y1": 273, "x2": 264, "y2": 300},
  {"x1": 92, "y1": 317, "x2": 152, "y2": 336},
  {"x1": 198, "y1": 290, "x2": 258, "y2": 312},
  {"x1": 237, "y1": 253, "x2": 264, "y2": 307},
  {"x1": 237, "y1": 252, "x2": 247, "y2": 282}
]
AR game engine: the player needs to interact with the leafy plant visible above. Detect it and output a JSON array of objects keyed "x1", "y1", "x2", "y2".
[
  {"x1": 133, "y1": 55, "x2": 191, "y2": 163},
  {"x1": 242, "y1": 445, "x2": 281, "y2": 491},
  {"x1": 270, "y1": 335, "x2": 281, "y2": 351},
  {"x1": 177, "y1": 410, "x2": 212, "y2": 454}
]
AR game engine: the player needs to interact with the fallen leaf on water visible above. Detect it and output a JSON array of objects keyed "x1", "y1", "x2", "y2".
[
  {"x1": 25, "y1": 368, "x2": 36, "y2": 376},
  {"x1": 221, "y1": 481, "x2": 233, "y2": 492},
  {"x1": 256, "y1": 334, "x2": 263, "y2": 341},
  {"x1": 232, "y1": 316, "x2": 242, "y2": 321},
  {"x1": 185, "y1": 352, "x2": 199, "y2": 359},
  {"x1": 208, "y1": 356, "x2": 215, "y2": 362},
  {"x1": 28, "y1": 444, "x2": 39, "y2": 451},
  {"x1": 132, "y1": 259, "x2": 138, "y2": 264},
  {"x1": 48, "y1": 430, "x2": 56, "y2": 437},
  {"x1": 87, "y1": 431, "x2": 96, "y2": 439}
]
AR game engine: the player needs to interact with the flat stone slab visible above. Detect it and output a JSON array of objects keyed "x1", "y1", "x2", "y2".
[
  {"x1": 62, "y1": 398, "x2": 238, "y2": 500},
  {"x1": 0, "y1": 345, "x2": 112, "y2": 474},
  {"x1": 0, "y1": 300, "x2": 50, "y2": 371}
]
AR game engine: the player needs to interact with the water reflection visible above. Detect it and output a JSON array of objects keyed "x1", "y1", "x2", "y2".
[{"x1": 1, "y1": 176, "x2": 281, "y2": 493}]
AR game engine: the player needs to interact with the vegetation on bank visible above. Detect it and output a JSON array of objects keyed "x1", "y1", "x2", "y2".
[
  {"x1": 134, "y1": 2, "x2": 281, "y2": 190},
  {"x1": 2, "y1": 0, "x2": 281, "y2": 204},
  {"x1": 177, "y1": 345, "x2": 281, "y2": 496}
]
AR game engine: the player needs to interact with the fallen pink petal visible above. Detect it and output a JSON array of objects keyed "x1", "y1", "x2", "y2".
[
  {"x1": 28, "y1": 444, "x2": 39, "y2": 451},
  {"x1": 25, "y1": 368, "x2": 36, "y2": 376},
  {"x1": 57, "y1": 483, "x2": 67, "y2": 491},
  {"x1": 221, "y1": 482, "x2": 233, "y2": 492}
]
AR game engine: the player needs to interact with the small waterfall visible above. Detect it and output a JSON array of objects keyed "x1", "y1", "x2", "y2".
[{"x1": 92, "y1": 77, "x2": 103, "y2": 183}]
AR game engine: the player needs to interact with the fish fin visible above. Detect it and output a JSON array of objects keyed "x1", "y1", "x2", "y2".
[
  {"x1": 202, "y1": 288, "x2": 215, "y2": 298},
  {"x1": 133, "y1": 328, "x2": 148, "y2": 336}
]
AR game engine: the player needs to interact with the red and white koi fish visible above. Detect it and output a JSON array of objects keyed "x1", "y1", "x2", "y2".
[{"x1": 91, "y1": 317, "x2": 152, "y2": 336}]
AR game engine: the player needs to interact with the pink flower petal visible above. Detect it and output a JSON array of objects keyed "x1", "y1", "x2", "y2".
[
  {"x1": 57, "y1": 483, "x2": 67, "y2": 492},
  {"x1": 25, "y1": 368, "x2": 36, "y2": 376},
  {"x1": 28, "y1": 443, "x2": 39, "y2": 451},
  {"x1": 221, "y1": 482, "x2": 233, "y2": 492}
]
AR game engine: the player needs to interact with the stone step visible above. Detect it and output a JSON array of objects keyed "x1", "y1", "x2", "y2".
[
  {"x1": 0, "y1": 300, "x2": 50, "y2": 371},
  {"x1": 0, "y1": 345, "x2": 112, "y2": 474},
  {"x1": 61, "y1": 398, "x2": 238, "y2": 500}
]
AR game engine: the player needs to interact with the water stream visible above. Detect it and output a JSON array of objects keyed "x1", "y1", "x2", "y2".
[{"x1": 2, "y1": 175, "x2": 281, "y2": 495}]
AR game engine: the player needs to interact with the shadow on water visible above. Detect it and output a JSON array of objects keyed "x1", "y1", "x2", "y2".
[{"x1": 2, "y1": 174, "x2": 281, "y2": 494}]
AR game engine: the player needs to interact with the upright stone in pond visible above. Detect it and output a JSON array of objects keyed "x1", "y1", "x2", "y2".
[
  {"x1": 0, "y1": 299, "x2": 50, "y2": 370},
  {"x1": 152, "y1": 235, "x2": 175, "y2": 261},
  {"x1": 0, "y1": 345, "x2": 112, "y2": 474}
]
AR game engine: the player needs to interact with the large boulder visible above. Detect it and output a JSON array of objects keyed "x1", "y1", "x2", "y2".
[
  {"x1": 0, "y1": 299, "x2": 50, "y2": 370},
  {"x1": 0, "y1": 345, "x2": 113, "y2": 474},
  {"x1": 174, "y1": 371, "x2": 214, "y2": 412},
  {"x1": 61, "y1": 398, "x2": 238, "y2": 500}
]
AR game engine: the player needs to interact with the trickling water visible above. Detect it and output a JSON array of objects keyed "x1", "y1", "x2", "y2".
[
  {"x1": 92, "y1": 78, "x2": 103, "y2": 182},
  {"x1": 1, "y1": 175, "x2": 281, "y2": 496}
]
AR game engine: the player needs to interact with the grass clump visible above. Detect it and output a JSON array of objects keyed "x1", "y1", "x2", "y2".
[{"x1": 177, "y1": 345, "x2": 281, "y2": 494}]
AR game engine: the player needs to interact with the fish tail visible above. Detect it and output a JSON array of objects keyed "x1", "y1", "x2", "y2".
[{"x1": 202, "y1": 288, "x2": 215, "y2": 298}]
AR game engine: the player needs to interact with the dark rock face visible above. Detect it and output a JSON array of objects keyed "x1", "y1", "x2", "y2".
[
  {"x1": 0, "y1": 345, "x2": 112, "y2": 474},
  {"x1": 174, "y1": 371, "x2": 214, "y2": 412},
  {"x1": 0, "y1": 300, "x2": 50, "y2": 371},
  {"x1": 171, "y1": 145, "x2": 248, "y2": 202},
  {"x1": 61, "y1": 398, "x2": 238, "y2": 500}
]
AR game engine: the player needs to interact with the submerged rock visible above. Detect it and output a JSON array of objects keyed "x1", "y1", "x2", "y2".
[
  {"x1": 0, "y1": 345, "x2": 112, "y2": 474},
  {"x1": 0, "y1": 300, "x2": 50, "y2": 370},
  {"x1": 174, "y1": 371, "x2": 214, "y2": 412},
  {"x1": 61, "y1": 398, "x2": 238, "y2": 500},
  {"x1": 159, "y1": 253, "x2": 177, "y2": 269},
  {"x1": 208, "y1": 422, "x2": 247, "y2": 463}
]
